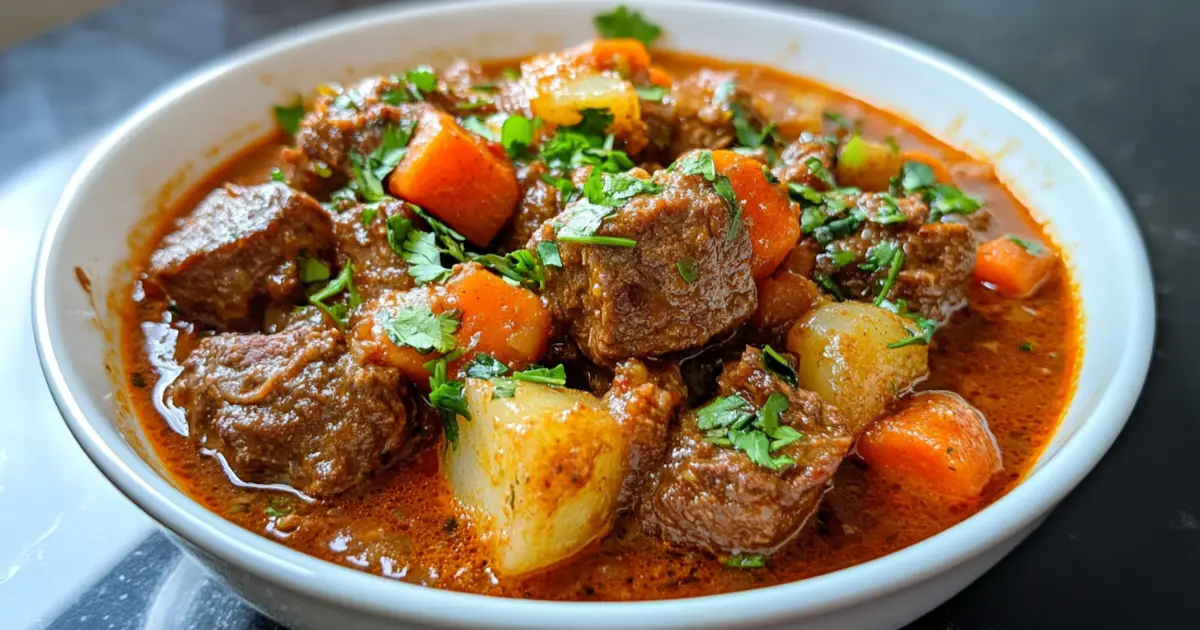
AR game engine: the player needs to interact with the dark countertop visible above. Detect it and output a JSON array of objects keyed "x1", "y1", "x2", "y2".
[{"x1": 7, "y1": 0, "x2": 1198, "y2": 628}]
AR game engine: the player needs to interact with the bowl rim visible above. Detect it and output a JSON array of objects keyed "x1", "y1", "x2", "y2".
[{"x1": 32, "y1": 0, "x2": 1156, "y2": 627}]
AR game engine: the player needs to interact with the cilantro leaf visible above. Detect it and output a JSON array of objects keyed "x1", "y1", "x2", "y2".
[
  {"x1": 1006, "y1": 234, "x2": 1045, "y2": 255},
  {"x1": 273, "y1": 99, "x2": 305, "y2": 135},
  {"x1": 696, "y1": 395, "x2": 755, "y2": 431},
  {"x1": 635, "y1": 85, "x2": 668, "y2": 101},
  {"x1": 501, "y1": 115, "x2": 537, "y2": 159},
  {"x1": 537, "y1": 241, "x2": 563, "y2": 268},
  {"x1": 761, "y1": 346, "x2": 798, "y2": 388},
  {"x1": 674, "y1": 150, "x2": 716, "y2": 181},
  {"x1": 584, "y1": 170, "x2": 664, "y2": 207},
  {"x1": 464, "y1": 353, "x2": 509, "y2": 379},
  {"x1": 378, "y1": 306, "x2": 459, "y2": 355},
  {"x1": 298, "y1": 257, "x2": 330, "y2": 283},
  {"x1": 726, "y1": 554, "x2": 766, "y2": 569},
  {"x1": 270, "y1": 167, "x2": 287, "y2": 183},
  {"x1": 899, "y1": 161, "x2": 936, "y2": 192},
  {"x1": 512, "y1": 364, "x2": 567, "y2": 386},
  {"x1": 859, "y1": 240, "x2": 899, "y2": 273},
  {"x1": 806, "y1": 156, "x2": 836, "y2": 188},
  {"x1": 873, "y1": 247, "x2": 906, "y2": 306},
  {"x1": 593, "y1": 5, "x2": 663, "y2": 46},
  {"x1": 712, "y1": 174, "x2": 742, "y2": 241},
  {"x1": 730, "y1": 100, "x2": 777, "y2": 149},
  {"x1": 676, "y1": 257, "x2": 699, "y2": 283},
  {"x1": 461, "y1": 115, "x2": 499, "y2": 142},
  {"x1": 308, "y1": 263, "x2": 361, "y2": 330}
]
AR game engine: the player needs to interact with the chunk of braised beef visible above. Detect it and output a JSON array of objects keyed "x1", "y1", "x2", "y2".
[
  {"x1": 773, "y1": 133, "x2": 837, "y2": 191},
  {"x1": 168, "y1": 321, "x2": 409, "y2": 498},
  {"x1": 811, "y1": 192, "x2": 977, "y2": 322},
  {"x1": 281, "y1": 78, "x2": 425, "y2": 197},
  {"x1": 327, "y1": 199, "x2": 415, "y2": 299},
  {"x1": 602, "y1": 359, "x2": 686, "y2": 510},
  {"x1": 147, "y1": 182, "x2": 335, "y2": 330},
  {"x1": 531, "y1": 167, "x2": 756, "y2": 365},
  {"x1": 640, "y1": 347, "x2": 854, "y2": 555}
]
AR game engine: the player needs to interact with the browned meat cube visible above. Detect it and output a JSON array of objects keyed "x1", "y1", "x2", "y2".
[
  {"x1": 532, "y1": 168, "x2": 756, "y2": 364},
  {"x1": 640, "y1": 347, "x2": 854, "y2": 555},
  {"x1": 809, "y1": 192, "x2": 978, "y2": 322},
  {"x1": 327, "y1": 199, "x2": 415, "y2": 299},
  {"x1": 601, "y1": 359, "x2": 686, "y2": 509},
  {"x1": 168, "y1": 321, "x2": 409, "y2": 498},
  {"x1": 148, "y1": 182, "x2": 334, "y2": 330},
  {"x1": 773, "y1": 133, "x2": 836, "y2": 191},
  {"x1": 281, "y1": 77, "x2": 424, "y2": 196}
]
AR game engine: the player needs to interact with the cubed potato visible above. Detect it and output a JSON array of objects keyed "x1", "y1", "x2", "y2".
[
  {"x1": 531, "y1": 74, "x2": 640, "y2": 134},
  {"x1": 444, "y1": 379, "x2": 629, "y2": 575},
  {"x1": 786, "y1": 302, "x2": 929, "y2": 433},
  {"x1": 835, "y1": 135, "x2": 904, "y2": 191}
]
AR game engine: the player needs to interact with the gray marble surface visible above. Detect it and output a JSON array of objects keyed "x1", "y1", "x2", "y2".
[{"x1": 6, "y1": 0, "x2": 1199, "y2": 628}]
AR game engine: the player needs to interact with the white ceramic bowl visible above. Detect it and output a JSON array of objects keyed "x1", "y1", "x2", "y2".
[{"x1": 32, "y1": 1, "x2": 1154, "y2": 628}]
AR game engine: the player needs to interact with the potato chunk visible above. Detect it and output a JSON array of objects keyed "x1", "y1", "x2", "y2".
[
  {"x1": 786, "y1": 302, "x2": 928, "y2": 433},
  {"x1": 444, "y1": 379, "x2": 629, "y2": 575}
]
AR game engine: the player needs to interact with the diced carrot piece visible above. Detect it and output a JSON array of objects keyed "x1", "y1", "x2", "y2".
[
  {"x1": 351, "y1": 263, "x2": 551, "y2": 384},
  {"x1": 388, "y1": 108, "x2": 518, "y2": 246},
  {"x1": 857, "y1": 391, "x2": 1003, "y2": 501},
  {"x1": 900, "y1": 149, "x2": 953, "y2": 184},
  {"x1": 711, "y1": 150, "x2": 799, "y2": 280},
  {"x1": 648, "y1": 66, "x2": 673, "y2": 88},
  {"x1": 435, "y1": 263, "x2": 551, "y2": 377},
  {"x1": 974, "y1": 236, "x2": 1056, "y2": 298},
  {"x1": 751, "y1": 270, "x2": 820, "y2": 329},
  {"x1": 571, "y1": 38, "x2": 651, "y2": 76}
]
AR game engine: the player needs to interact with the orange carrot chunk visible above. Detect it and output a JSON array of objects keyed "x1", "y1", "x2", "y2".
[
  {"x1": 388, "y1": 108, "x2": 518, "y2": 246},
  {"x1": 576, "y1": 38, "x2": 652, "y2": 75},
  {"x1": 857, "y1": 391, "x2": 1003, "y2": 501},
  {"x1": 711, "y1": 150, "x2": 799, "y2": 280},
  {"x1": 974, "y1": 235, "x2": 1056, "y2": 298},
  {"x1": 352, "y1": 263, "x2": 551, "y2": 384}
]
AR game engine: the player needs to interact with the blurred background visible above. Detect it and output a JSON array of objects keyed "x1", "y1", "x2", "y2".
[{"x1": 1, "y1": 1, "x2": 1196, "y2": 629}]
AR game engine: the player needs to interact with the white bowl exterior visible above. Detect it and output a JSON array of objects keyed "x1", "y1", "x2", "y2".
[{"x1": 33, "y1": 1, "x2": 1154, "y2": 629}]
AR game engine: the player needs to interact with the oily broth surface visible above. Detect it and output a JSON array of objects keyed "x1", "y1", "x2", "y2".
[{"x1": 119, "y1": 50, "x2": 1079, "y2": 600}]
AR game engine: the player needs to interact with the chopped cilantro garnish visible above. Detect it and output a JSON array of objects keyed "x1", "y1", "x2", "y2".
[
  {"x1": 501, "y1": 114, "x2": 538, "y2": 159},
  {"x1": 1020, "y1": 341, "x2": 1034, "y2": 352},
  {"x1": 593, "y1": 5, "x2": 663, "y2": 46},
  {"x1": 492, "y1": 378, "x2": 518, "y2": 398},
  {"x1": 828, "y1": 249, "x2": 856, "y2": 268},
  {"x1": 873, "y1": 247, "x2": 906, "y2": 306},
  {"x1": 298, "y1": 257, "x2": 331, "y2": 283},
  {"x1": 859, "y1": 240, "x2": 899, "y2": 273},
  {"x1": 884, "y1": 135, "x2": 901, "y2": 154},
  {"x1": 813, "y1": 207, "x2": 866, "y2": 246},
  {"x1": 541, "y1": 172, "x2": 579, "y2": 203},
  {"x1": 378, "y1": 306, "x2": 459, "y2": 355},
  {"x1": 871, "y1": 193, "x2": 908, "y2": 225},
  {"x1": 880, "y1": 298, "x2": 937, "y2": 349},
  {"x1": 270, "y1": 167, "x2": 287, "y2": 183},
  {"x1": 512, "y1": 364, "x2": 567, "y2": 386},
  {"x1": 461, "y1": 115, "x2": 499, "y2": 142},
  {"x1": 697, "y1": 395, "x2": 756, "y2": 432},
  {"x1": 1007, "y1": 234, "x2": 1045, "y2": 255},
  {"x1": 360, "y1": 206, "x2": 379, "y2": 227},
  {"x1": 806, "y1": 156, "x2": 836, "y2": 188},
  {"x1": 501, "y1": 67, "x2": 520, "y2": 81},
  {"x1": 676, "y1": 257, "x2": 699, "y2": 284},
  {"x1": 713, "y1": 174, "x2": 743, "y2": 241},
  {"x1": 537, "y1": 241, "x2": 563, "y2": 268},
  {"x1": 464, "y1": 353, "x2": 509, "y2": 379},
  {"x1": 427, "y1": 356, "x2": 469, "y2": 447},
  {"x1": 273, "y1": 98, "x2": 305, "y2": 135},
  {"x1": 539, "y1": 109, "x2": 633, "y2": 173},
  {"x1": 386, "y1": 215, "x2": 451, "y2": 284},
  {"x1": 815, "y1": 275, "x2": 844, "y2": 301},
  {"x1": 726, "y1": 554, "x2": 766, "y2": 569},
  {"x1": 265, "y1": 497, "x2": 293, "y2": 518},
  {"x1": 899, "y1": 161, "x2": 937, "y2": 192},
  {"x1": 470, "y1": 248, "x2": 546, "y2": 291},
  {"x1": 730, "y1": 100, "x2": 777, "y2": 149},
  {"x1": 309, "y1": 263, "x2": 361, "y2": 330},
  {"x1": 555, "y1": 200, "x2": 635, "y2": 247},
  {"x1": 674, "y1": 150, "x2": 716, "y2": 180},
  {"x1": 635, "y1": 85, "x2": 668, "y2": 101},
  {"x1": 762, "y1": 346, "x2": 798, "y2": 388},
  {"x1": 558, "y1": 234, "x2": 637, "y2": 247},
  {"x1": 895, "y1": 160, "x2": 982, "y2": 222},
  {"x1": 584, "y1": 170, "x2": 663, "y2": 207}
]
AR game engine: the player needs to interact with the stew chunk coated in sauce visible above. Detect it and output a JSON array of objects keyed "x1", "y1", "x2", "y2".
[{"x1": 121, "y1": 6, "x2": 1078, "y2": 600}]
